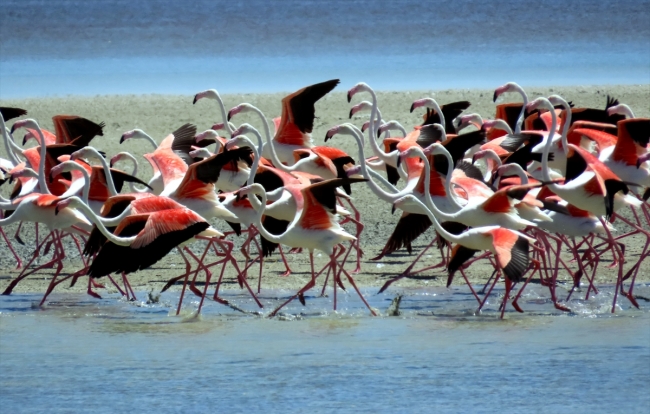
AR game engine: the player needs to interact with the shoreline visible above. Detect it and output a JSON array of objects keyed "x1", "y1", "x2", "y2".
[{"x1": 0, "y1": 84, "x2": 648, "y2": 295}]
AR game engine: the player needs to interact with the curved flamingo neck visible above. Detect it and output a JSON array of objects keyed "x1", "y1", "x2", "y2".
[
  {"x1": 213, "y1": 91, "x2": 234, "y2": 135},
  {"x1": 246, "y1": 185, "x2": 286, "y2": 244},
  {"x1": 230, "y1": 133, "x2": 263, "y2": 210},
  {"x1": 82, "y1": 148, "x2": 119, "y2": 196},
  {"x1": 513, "y1": 85, "x2": 529, "y2": 134},
  {"x1": 345, "y1": 125, "x2": 415, "y2": 203},
  {"x1": 365, "y1": 88, "x2": 397, "y2": 166},
  {"x1": 496, "y1": 163, "x2": 528, "y2": 187},
  {"x1": 66, "y1": 197, "x2": 136, "y2": 246},
  {"x1": 410, "y1": 146, "x2": 462, "y2": 212},
  {"x1": 119, "y1": 153, "x2": 149, "y2": 193},
  {"x1": 0, "y1": 115, "x2": 21, "y2": 166},
  {"x1": 424, "y1": 99, "x2": 446, "y2": 130},
  {"x1": 540, "y1": 100, "x2": 560, "y2": 191},
  {"x1": 59, "y1": 163, "x2": 91, "y2": 204},
  {"x1": 137, "y1": 132, "x2": 158, "y2": 150},
  {"x1": 34, "y1": 123, "x2": 51, "y2": 195}
]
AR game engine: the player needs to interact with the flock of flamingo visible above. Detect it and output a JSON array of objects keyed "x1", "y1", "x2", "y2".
[{"x1": 0, "y1": 80, "x2": 648, "y2": 318}]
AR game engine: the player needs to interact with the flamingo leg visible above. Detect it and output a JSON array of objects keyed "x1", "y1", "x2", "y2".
[
  {"x1": 1, "y1": 228, "x2": 23, "y2": 269},
  {"x1": 271, "y1": 251, "x2": 317, "y2": 316}
]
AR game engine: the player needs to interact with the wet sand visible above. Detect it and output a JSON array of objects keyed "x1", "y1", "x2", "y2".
[{"x1": 0, "y1": 84, "x2": 648, "y2": 295}]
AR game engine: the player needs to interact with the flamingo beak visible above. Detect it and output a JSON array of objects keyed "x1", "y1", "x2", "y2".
[
  {"x1": 119, "y1": 135, "x2": 126, "y2": 144},
  {"x1": 391, "y1": 203, "x2": 397, "y2": 215},
  {"x1": 348, "y1": 108, "x2": 354, "y2": 119},
  {"x1": 54, "y1": 205, "x2": 60, "y2": 215},
  {"x1": 492, "y1": 91, "x2": 499, "y2": 102},
  {"x1": 10, "y1": 124, "x2": 17, "y2": 134},
  {"x1": 347, "y1": 91, "x2": 353, "y2": 103},
  {"x1": 192, "y1": 94, "x2": 199, "y2": 104},
  {"x1": 409, "y1": 102, "x2": 416, "y2": 113},
  {"x1": 22, "y1": 135, "x2": 27, "y2": 146}
]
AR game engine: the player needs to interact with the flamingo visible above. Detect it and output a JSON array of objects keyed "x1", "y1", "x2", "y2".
[
  {"x1": 392, "y1": 190, "x2": 536, "y2": 318},
  {"x1": 235, "y1": 177, "x2": 376, "y2": 316},
  {"x1": 55, "y1": 196, "x2": 223, "y2": 313},
  {"x1": 228, "y1": 79, "x2": 340, "y2": 166},
  {"x1": 0, "y1": 123, "x2": 94, "y2": 298},
  {"x1": 527, "y1": 97, "x2": 643, "y2": 312}
]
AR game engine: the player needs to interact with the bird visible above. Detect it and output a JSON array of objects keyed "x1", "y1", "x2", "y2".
[{"x1": 236, "y1": 177, "x2": 375, "y2": 316}]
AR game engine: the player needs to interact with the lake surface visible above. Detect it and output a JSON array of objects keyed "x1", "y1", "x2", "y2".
[
  {"x1": 1, "y1": 0, "x2": 649, "y2": 98},
  {"x1": 1, "y1": 284, "x2": 649, "y2": 413}
]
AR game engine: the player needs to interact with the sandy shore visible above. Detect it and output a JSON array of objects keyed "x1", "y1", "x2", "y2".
[{"x1": 1, "y1": 84, "x2": 648, "y2": 296}]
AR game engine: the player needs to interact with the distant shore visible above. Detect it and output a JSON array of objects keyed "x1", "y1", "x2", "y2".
[{"x1": 0, "y1": 84, "x2": 648, "y2": 295}]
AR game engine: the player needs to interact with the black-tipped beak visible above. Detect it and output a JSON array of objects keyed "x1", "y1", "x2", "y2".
[
  {"x1": 391, "y1": 203, "x2": 397, "y2": 214},
  {"x1": 492, "y1": 91, "x2": 498, "y2": 103},
  {"x1": 109, "y1": 160, "x2": 115, "y2": 168},
  {"x1": 119, "y1": 135, "x2": 125, "y2": 144},
  {"x1": 347, "y1": 92, "x2": 352, "y2": 103},
  {"x1": 9, "y1": 175, "x2": 14, "y2": 184},
  {"x1": 10, "y1": 124, "x2": 17, "y2": 134},
  {"x1": 227, "y1": 111, "x2": 233, "y2": 122},
  {"x1": 409, "y1": 103, "x2": 416, "y2": 113},
  {"x1": 192, "y1": 95, "x2": 198, "y2": 104},
  {"x1": 324, "y1": 133, "x2": 331, "y2": 142},
  {"x1": 361, "y1": 124, "x2": 368, "y2": 133},
  {"x1": 376, "y1": 128, "x2": 381, "y2": 138},
  {"x1": 54, "y1": 206, "x2": 61, "y2": 215},
  {"x1": 22, "y1": 136, "x2": 27, "y2": 146},
  {"x1": 348, "y1": 108, "x2": 354, "y2": 119},
  {"x1": 471, "y1": 155, "x2": 477, "y2": 164}
]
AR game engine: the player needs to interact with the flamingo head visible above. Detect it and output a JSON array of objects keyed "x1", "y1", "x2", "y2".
[
  {"x1": 120, "y1": 129, "x2": 146, "y2": 144},
  {"x1": 230, "y1": 123, "x2": 254, "y2": 138},
  {"x1": 54, "y1": 197, "x2": 77, "y2": 216},
  {"x1": 455, "y1": 113, "x2": 483, "y2": 132},
  {"x1": 49, "y1": 161, "x2": 77, "y2": 182},
  {"x1": 349, "y1": 101, "x2": 372, "y2": 119},
  {"x1": 359, "y1": 121, "x2": 370, "y2": 133},
  {"x1": 70, "y1": 147, "x2": 99, "y2": 162},
  {"x1": 471, "y1": 149, "x2": 489, "y2": 164},
  {"x1": 235, "y1": 183, "x2": 264, "y2": 202},
  {"x1": 548, "y1": 95, "x2": 569, "y2": 109},
  {"x1": 9, "y1": 167, "x2": 38, "y2": 183},
  {"x1": 193, "y1": 89, "x2": 219, "y2": 104},
  {"x1": 227, "y1": 103, "x2": 254, "y2": 121},
  {"x1": 391, "y1": 194, "x2": 418, "y2": 215},
  {"x1": 493, "y1": 82, "x2": 521, "y2": 102},
  {"x1": 211, "y1": 122, "x2": 226, "y2": 131},
  {"x1": 195, "y1": 129, "x2": 220, "y2": 143},
  {"x1": 109, "y1": 152, "x2": 126, "y2": 168},
  {"x1": 607, "y1": 103, "x2": 634, "y2": 119},
  {"x1": 396, "y1": 145, "x2": 425, "y2": 169},
  {"x1": 525, "y1": 97, "x2": 553, "y2": 115},
  {"x1": 410, "y1": 98, "x2": 433, "y2": 113},
  {"x1": 189, "y1": 147, "x2": 212, "y2": 159},
  {"x1": 347, "y1": 82, "x2": 370, "y2": 103},
  {"x1": 325, "y1": 125, "x2": 342, "y2": 142},
  {"x1": 225, "y1": 134, "x2": 253, "y2": 151},
  {"x1": 481, "y1": 119, "x2": 513, "y2": 135},
  {"x1": 9, "y1": 118, "x2": 38, "y2": 135},
  {"x1": 22, "y1": 130, "x2": 37, "y2": 146}
]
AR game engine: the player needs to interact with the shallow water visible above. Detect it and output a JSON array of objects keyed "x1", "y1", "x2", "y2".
[
  {"x1": 1, "y1": 0, "x2": 649, "y2": 98},
  {"x1": 1, "y1": 284, "x2": 649, "y2": 413}
]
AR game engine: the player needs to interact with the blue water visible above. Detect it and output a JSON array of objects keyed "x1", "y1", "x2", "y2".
[
  {"x1": 1, "y1": 0, "x2": 649, "y2": 98},
  {"x1": 1, "y1": 285, "x2": 649, "y2": 413}
]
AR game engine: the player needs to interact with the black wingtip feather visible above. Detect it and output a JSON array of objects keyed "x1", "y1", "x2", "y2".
[{"x1": 502, "y1": 236, "x2": 530, "y2": 283}]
